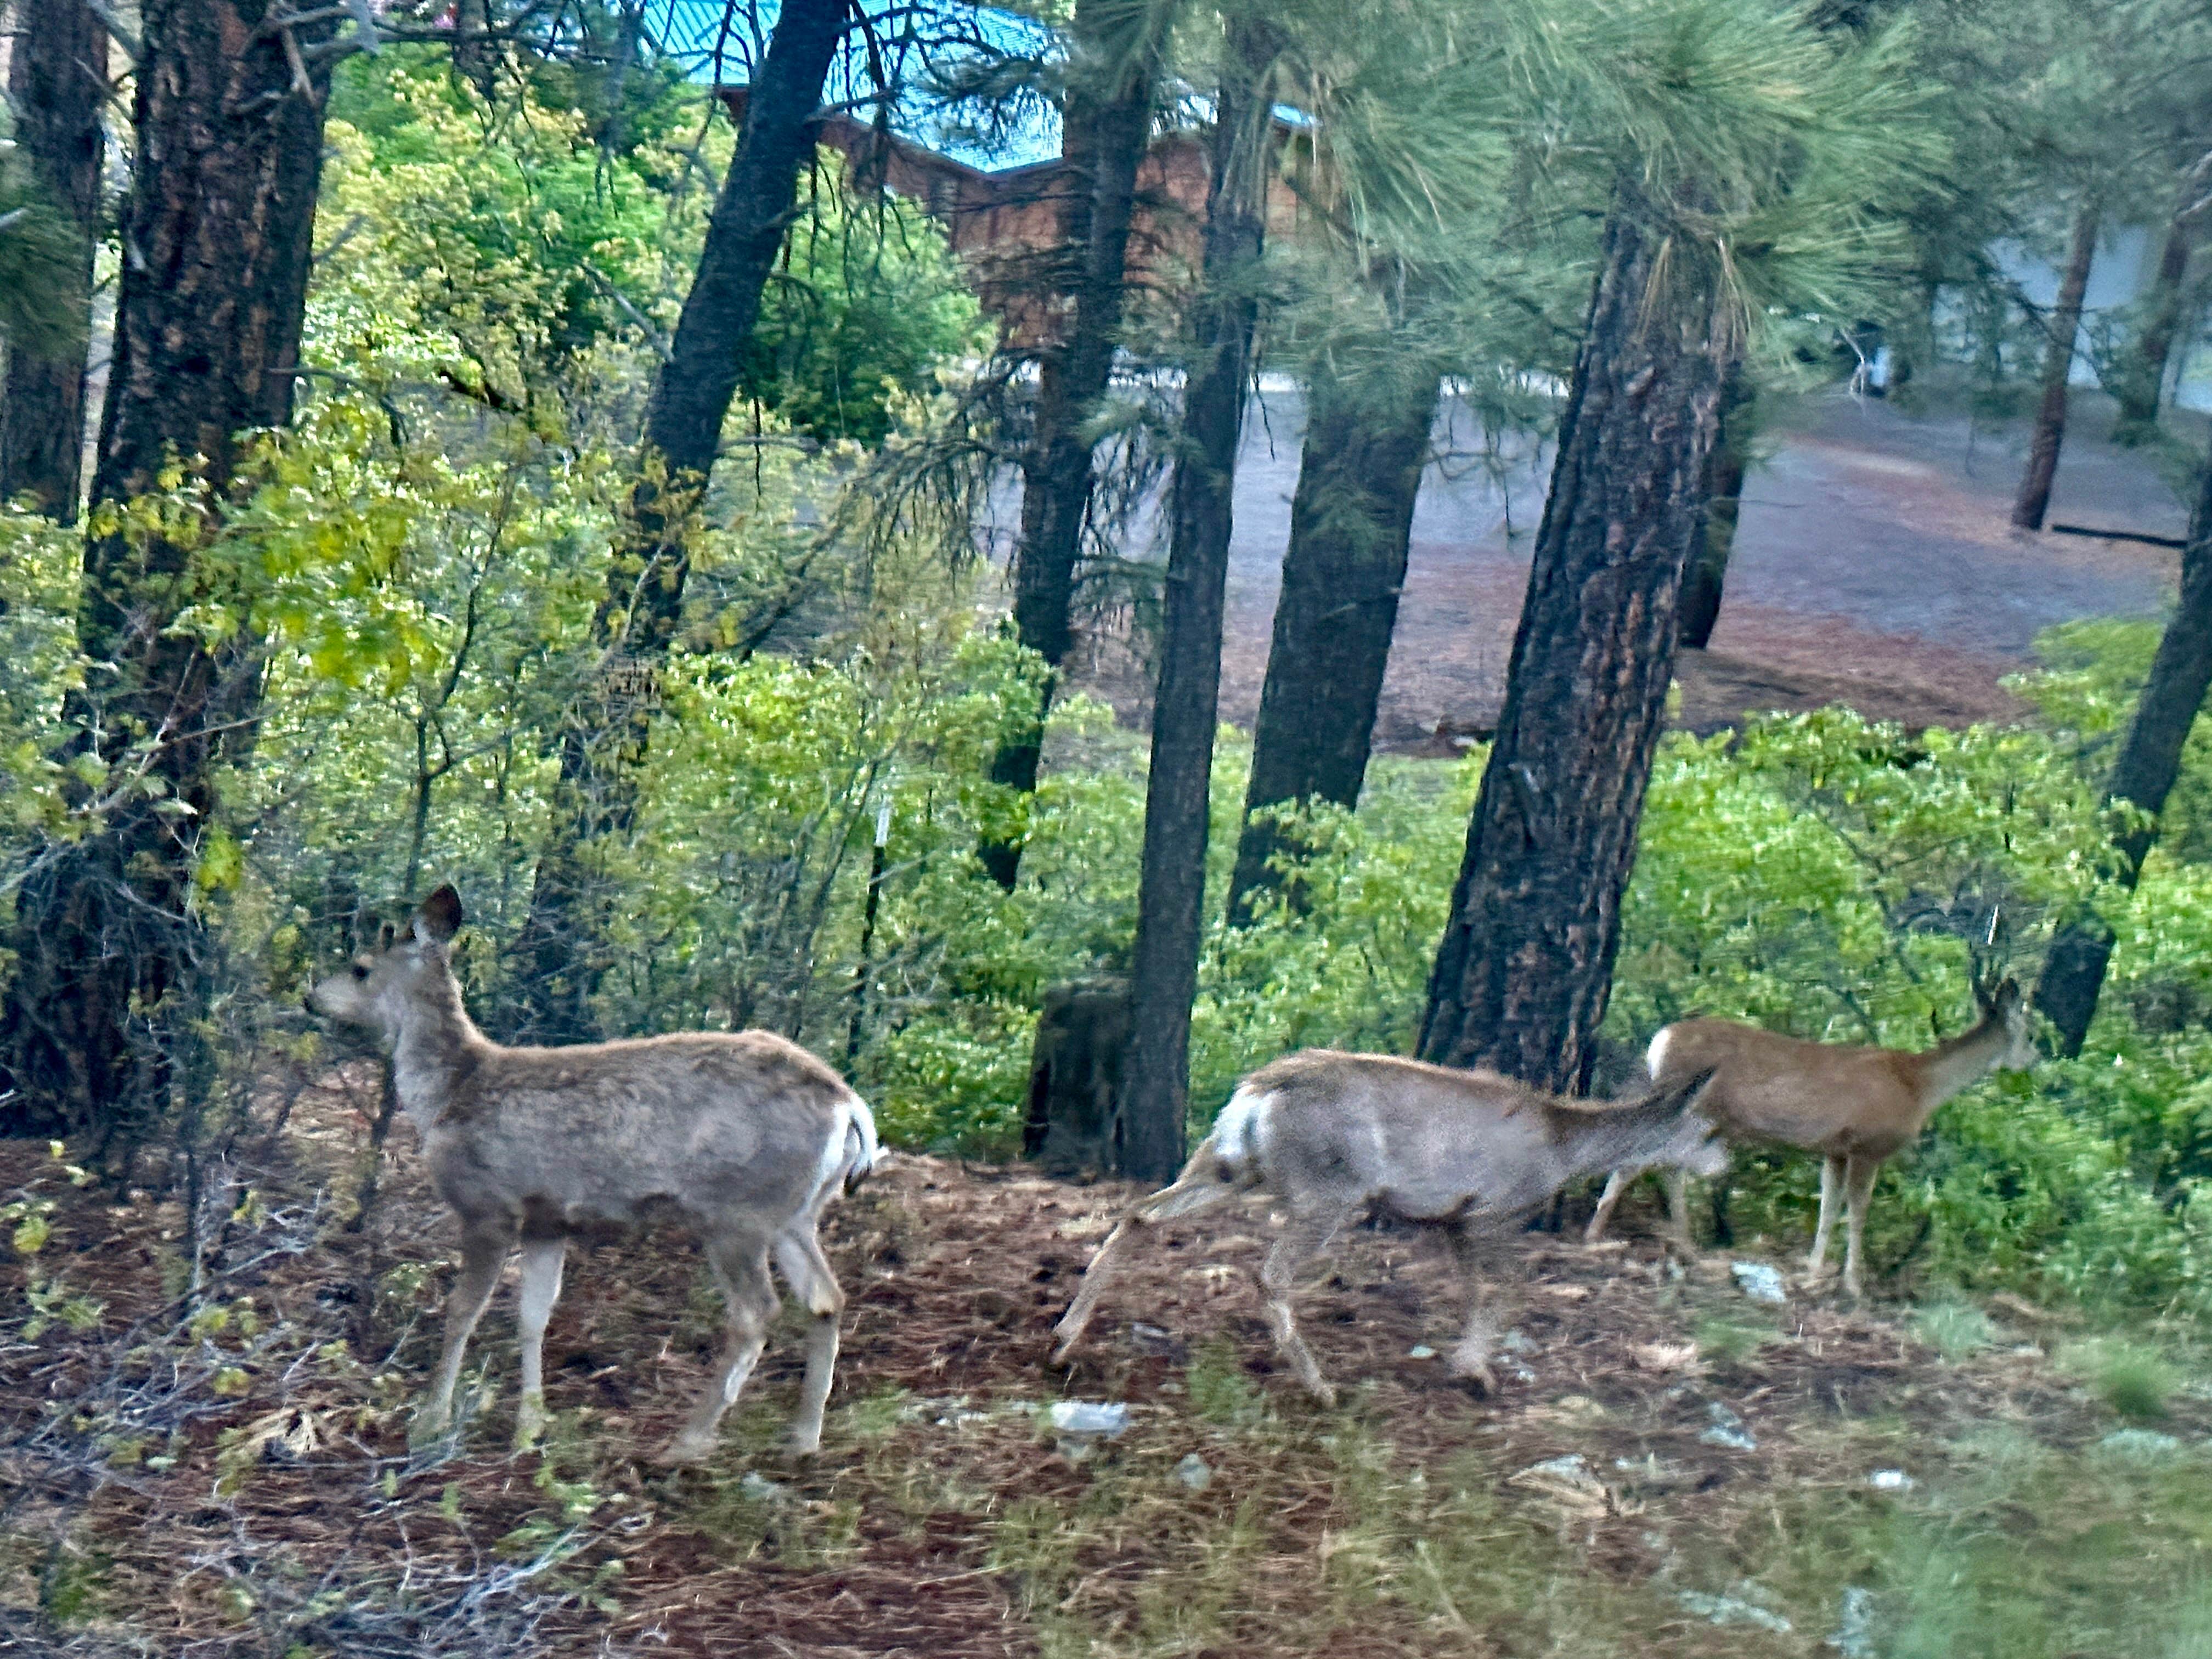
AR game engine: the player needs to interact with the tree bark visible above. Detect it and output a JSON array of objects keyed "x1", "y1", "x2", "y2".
[
  {"x1": 1417, "y1": 183, "x2": 1736, "y2": 1096},
  {"x1": 2033, "y1": 441, "x2": 2212, "y2": 1056},
  {"x1": 0, "y1": 2, "x2": 337, "y2": 1138},
  {"x1": 978, "y1": 0, "x2": 1158, "y2": 889},
  {"x1": 2114, "y1": 192, "x2": 2199, "y2": 442},
  {"x1": 0, "y1": 0, "x2": 105, "y2": 522},
  {"x1": 1677, "y1": 368, "x2": 1754, "y2": 651},
  {"x1": 504, "y1": 0, "x2": 850, "y2": 1043},
  {"x1": 451, "y1": 0, "x2": 502, "y2": 103},
  {"x1": 2012, "y1": 200, "x2": 2100, "y2": 533},
  {"x1": 1225, "y1": 366, "x2": 1438, "y2": 923},
  {"x1": 1117, "y1": 19, "x2": 1270, "y2": 1184}
]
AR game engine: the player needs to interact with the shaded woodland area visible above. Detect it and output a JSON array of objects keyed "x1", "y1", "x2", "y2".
[{"x1": 5, "y1": 0, "x2": 2212, "y2": 1653}]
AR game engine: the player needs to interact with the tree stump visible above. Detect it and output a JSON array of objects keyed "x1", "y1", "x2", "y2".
[{"x1": 1023, "y1": 980, "x2": 1132, "y2": 1177}]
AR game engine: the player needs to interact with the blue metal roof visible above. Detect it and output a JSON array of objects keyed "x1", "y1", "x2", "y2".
[{"x1": 650, "y1": 1, "x2": 1066, "y2": 173}]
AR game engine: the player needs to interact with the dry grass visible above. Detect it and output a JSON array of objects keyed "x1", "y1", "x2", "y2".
[{"x1": 3, "y1": 1071, "x2": 2209, "y2": 1656}]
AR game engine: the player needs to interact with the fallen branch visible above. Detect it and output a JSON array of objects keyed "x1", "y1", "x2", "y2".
[{"x1": 2050, "y1": 522, "x2": 2189, "y2": 550}]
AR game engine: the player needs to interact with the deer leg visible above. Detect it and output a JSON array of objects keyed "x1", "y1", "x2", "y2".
[
  {"x1": 1841, "y1": 1154, "x2": 1881, "y2": 1303},
  {"x1": 416, "y1": 1223, "x2": 512, "y2": 1445},
  {"x1": 662, "y1": 1232, "x2": 778, "y2": 1466},
  {"x1": 1663, "y1": 1166, "x2": 1695, "y2": 1251},
  {"x1": 512, "y1": 1238, "x2": 566, "y2": 1452},
  {"x1": 1583, "y1": 1166, "x2": 1639, "y2": 1244},
  {"x1": 1050, "y1": 1163, "x2": 1234, "y2": 1364},
  {"x1": 1256, "y1": 1206, "x2": 1352, "y2": 1408},
  {"x1": 1050, "y1": 1216, "x2": 1139, "y2": 1364},
  {"x1": 1805, "y1": 1153, "x2": 1845, "y2": 1280},
  {"x1": 1444, "y1": 1222, "x2": 1505, "y2": 1394},
  {"x1": 772, "y1": 1226, "x2": 845, "y2": 1457}
]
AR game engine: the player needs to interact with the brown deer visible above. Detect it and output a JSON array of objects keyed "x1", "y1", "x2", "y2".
[
  {"x1": 1583, "y1": 980, "x2": 2035, "y2": 1300},
  {"x1": 305, "y1": 887, "x2": 878, "y2": 1464},
  {"x1": 1049, "y1": 1049, "x2": 1724, "y2": 1404}
]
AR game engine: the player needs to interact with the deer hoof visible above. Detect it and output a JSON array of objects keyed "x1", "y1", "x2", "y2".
[
  {"x1": 653, "y1": 1433, "x2": 716, "y2": 1468},
  {"x1": 408, "y1": 1412, "x2": 454, "y2": 1451},
  {"x1": 512, "y1": 1402, "x2": 548, "y2": 1454},
  {"x1": 1447, "y1": 1357, "x2": 1499, "y2": 1396},
  {"x1": 782, "y1": 1431, "x2": 822, "y2": 1459}
]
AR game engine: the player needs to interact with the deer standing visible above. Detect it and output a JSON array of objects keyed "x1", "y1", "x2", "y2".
[
  {"x1": 1583, "y1": 980, "x2": 2034, "y2": 1300},
  {"x1": 1049, "y1": 1049, "x2": 1724, "y2": 1403},
  {"x1": 306, "y1": 887, "x2": 878, "y2": 1464}
]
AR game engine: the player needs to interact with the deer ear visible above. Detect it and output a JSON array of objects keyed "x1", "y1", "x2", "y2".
[
  {"x1": 415, "y1": 885, "x2": 465, "y2": 944},
  {"x1": 376, "y1": 921, "x2": 397, "y2": 952}
]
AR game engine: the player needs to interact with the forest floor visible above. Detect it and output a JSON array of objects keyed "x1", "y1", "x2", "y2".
[
  {"x1": 5, "y1": 1073, "x2": 2209, "y2": 1657},
  {"x1": 1070, "y1": 385, "x2": 2199, "y2": 750}
]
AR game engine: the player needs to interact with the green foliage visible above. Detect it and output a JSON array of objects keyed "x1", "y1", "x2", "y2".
[
  {"x1": 742, "y1": 161, "x2": 993, "y2": 444},
  {"x1": 2058, "y1": 1337, "x2": 2179, "y2": 1421},
  {"x1": 1911, "y1": 1300, "x2": 1999, "y2": 1360},
  {"x1": 324, "y1": 54, "x2": 682, "y2": 379},
  {"x1": 0, "y1": 151, "x2": 87, "y2": 361}
]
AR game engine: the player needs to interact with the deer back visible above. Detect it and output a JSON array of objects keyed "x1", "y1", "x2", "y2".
[
  {"x1": 1226, "y1": 1051, "x2": 1712, "y2": 1225},
  {"x1": 1651, "y1": 1019, "x2": 1926, "y2": 1155},
  {"x1": 425, "y1": 1031, "x2": 864, "y2": 1238}
]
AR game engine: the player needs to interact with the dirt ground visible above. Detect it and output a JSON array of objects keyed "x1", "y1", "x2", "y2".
[
  {"x1": 1063, "y1": 387, "x2": 2192, "y2": 750},
  {"x1": 2, "y1": 1079, "x2": 2196, "y2": 1656}
]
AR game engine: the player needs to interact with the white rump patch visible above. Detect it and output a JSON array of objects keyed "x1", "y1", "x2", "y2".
[
  {"x1": 1210, "y1": 1086, "x2": 1275, "y2": 1171},
  {"x1": 846, "y1": 1097, "x2": 880, "y2": 1178},
  {"x1": 809, "y1": 1103, "x2": 857, "y2": 1206},
  {"x1": 1645, "y1": 1026, "x2": 1673, "y2": 1080}
]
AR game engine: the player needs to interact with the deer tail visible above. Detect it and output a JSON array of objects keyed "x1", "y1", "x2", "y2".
[{"x1": 842, "y1": 1097, "x2": 881, "y2": 1195}]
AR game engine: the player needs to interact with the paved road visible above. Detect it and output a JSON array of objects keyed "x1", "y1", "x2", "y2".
[{"x1": 1056, "y1": 385, "x2": 2187, "y2": 746}]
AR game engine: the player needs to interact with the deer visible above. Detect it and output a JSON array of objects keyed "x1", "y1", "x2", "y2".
[
  {"x1": 304, "y1": 886, "x2": 879, "y2": 1465},
  {"x1": 1048, "y1": 1049, "x2": 1725, "y2": 1405},
  {"x1": 1582, "y1": 979, "x2": 2035, "y2": 1300}
]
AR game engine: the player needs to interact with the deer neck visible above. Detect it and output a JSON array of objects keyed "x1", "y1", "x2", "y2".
[
  {"x1": 1910, "y1": 1014, "x2": 2006, "y2": 1120},
  {"x1": 1553, "y1": 1094, "x2": 1688, "y2": 1182},
  {"x1": 387, "y1": 970, "x2": 489, "y2": 1127}
]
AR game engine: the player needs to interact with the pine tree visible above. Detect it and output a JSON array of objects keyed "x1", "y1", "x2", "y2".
[
  {"x1": 0, "y1": 1, "x2": 346, "y2": 1138},
  {"x1": 2034, "y1": 438, "x2": 2212, "y2": 1054},
  {"x1": 0, "y1": 0, "x2": 104, "y2": 521},
  {"x1": 1118, "y1": 8, "x2": 1277, "y2": 1181},
  {"x1": 979, "y1": 0, "x2": 1166, "y2": 889},
  {"x1": 1226, "y1": 356, "x2": 1438, "y2": 923},
  {"x1": 1419, "y1": 0, "x2": 1936, "y2": 1092}
]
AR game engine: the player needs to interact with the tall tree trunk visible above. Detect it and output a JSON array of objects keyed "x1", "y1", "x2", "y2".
[
  {"x1": 2012, "y1": 201, "x2": 2100, "y2": 533},
  {"x1": 504, "y1": 0, "x2": 849, "y2": 1043},
  {"x1": 1224, "y1": 365, "x2": 1437, "y2": 923},
  {"x1": 0, "y1": 2, "x2": 336, "y2": 1138},
  {"x1": 2114, "y1": 191, "x2": 2199, "y2": 443},
  {"x1": 1117, "y1": 20, "x2": 1271, "y2": 1184},
  {"x1": 0, "y1": 0, "x2": 105, "y2": 522},
  {"x1": 978, "y1": 0, "x2": 1159, "y2": 890},
  {"x1": 1417, "y1": 184, "x2": 1736, "y2": 1096},
  {"x1": 451, "y1": 0, "x2": 503, "y2": 103},
  {"x1": 1677, "y1": 368, "x2": 1753, "y2": 651},
  {"x1": 2033, "y1": 441, "x2": 2212, "y2": 1056}
]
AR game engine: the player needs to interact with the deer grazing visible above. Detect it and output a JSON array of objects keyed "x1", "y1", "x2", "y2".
[
  {"x1": 1583, "y1": 980, "x2": 2035, "y2": 1300},
  {"x1": 306, "y1": 887, "x2": 878, "y2": 1464},
  {"x1": 1049, "y1": 1049, "x2": 1724, "y2": 1404}
]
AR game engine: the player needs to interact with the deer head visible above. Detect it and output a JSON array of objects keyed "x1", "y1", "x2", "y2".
[
  {"x1": 1973, "y1": 976, "x2": 2034, "y2": 1072},
  {"x1": 1646, "y1": 1069, "x2": 1731, "y2": 1178},
  {"x1": 306, "y1": 885, "x2": 466, "y2": 1047}
]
